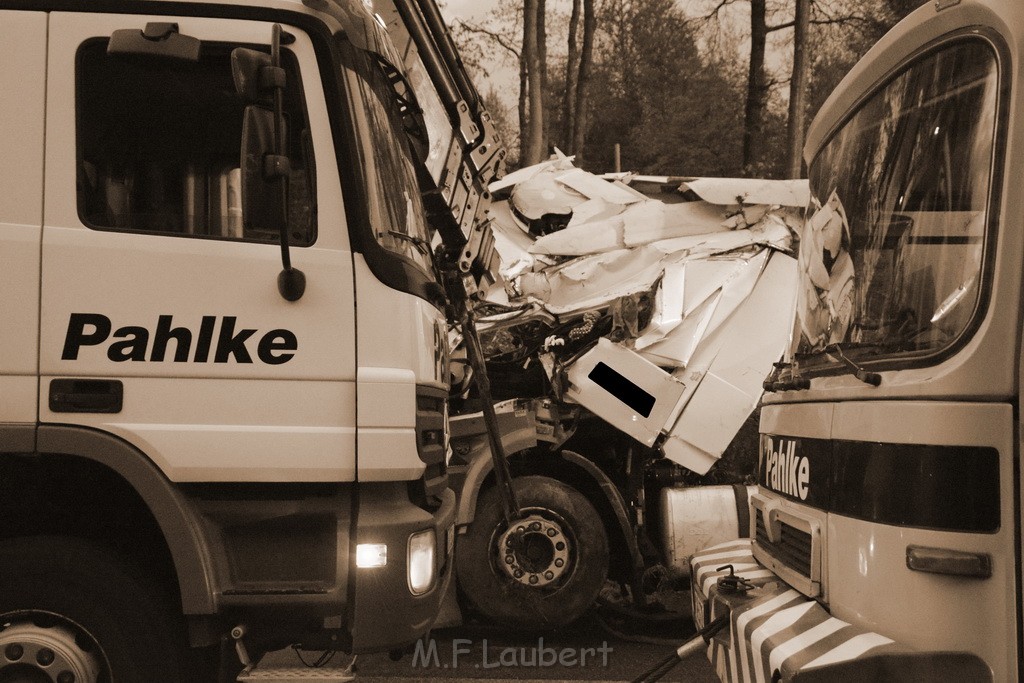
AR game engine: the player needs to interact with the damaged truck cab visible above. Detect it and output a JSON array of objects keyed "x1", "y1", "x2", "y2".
[{"x1": 692, "y1": 1, "x2": 1023, "y2": 680}]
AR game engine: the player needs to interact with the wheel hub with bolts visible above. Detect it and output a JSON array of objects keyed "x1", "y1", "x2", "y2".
[
  {"x1": 0, "y1": 617, "x2": 102, "y2": 683},
  {"x1": 497, "y1": 513, "x2": 570, "y2": 587}
]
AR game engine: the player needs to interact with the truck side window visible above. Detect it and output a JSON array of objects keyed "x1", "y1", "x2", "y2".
[{"x1": 76, "y1": 40, "x2": 315, "y2": 245}]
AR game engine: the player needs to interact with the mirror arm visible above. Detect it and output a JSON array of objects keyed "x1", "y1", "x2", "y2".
[{"x1": 269, "y1": 23, "x2": 305, "y2": 301}]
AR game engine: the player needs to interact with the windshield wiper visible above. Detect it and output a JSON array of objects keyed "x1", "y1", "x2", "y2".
[
  {"x1": 386, "y1": 230, "x2": 432, "y2": 257},
  {"x1": 825, "y1": 344, "x2": 882, "y2": 386}
]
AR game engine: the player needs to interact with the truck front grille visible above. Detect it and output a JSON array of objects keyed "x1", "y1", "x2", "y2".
[
  {"x1": 410, "y1": 387, "x2": 449, "y2": 510},
  {"x1": 755, "y1": 513, "x2": 812, "y2": 578}
]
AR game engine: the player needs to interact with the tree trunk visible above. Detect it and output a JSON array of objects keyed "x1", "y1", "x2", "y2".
[
  {"x1": 563, "y1": 0, "x2": 581, "y2": 152},
  {"x1": 538, "y1": 0, "x2": 548, "y2": 153},
  {"x1": 522, "y1": 0, "x2": 546, "y2": 165},
  {"x1": 786, "y1": 0, "x2": 810, "y2": 179},
  {"x1": 518, "y1": 48, "x2": 528, "y2": 165},
  {"x1": 742, "y1": 0, "x2": 768, "y2": 173},
  {"x1": 571, "y1": 0, "x2": 596, "y2": 165}
]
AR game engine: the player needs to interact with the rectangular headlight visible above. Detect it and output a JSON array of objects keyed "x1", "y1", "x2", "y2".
[
  {"x1": 408, "y1": 529, "x2": 436, "y2": 595},
  {"x1": 356, "y1": 543, "x2": 387, "y2": 568}
]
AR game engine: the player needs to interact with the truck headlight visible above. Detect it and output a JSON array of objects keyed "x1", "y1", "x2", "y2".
[{"x1": 408, "y1": 529, "x2": 436, "y2": 595}]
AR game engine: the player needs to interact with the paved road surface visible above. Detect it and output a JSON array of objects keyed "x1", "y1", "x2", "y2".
[{"x1": 264, "y1": 614, "x2": 719, "y2": 682}]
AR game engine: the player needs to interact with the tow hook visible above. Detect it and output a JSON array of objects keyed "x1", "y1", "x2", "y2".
[{"x1": 715, "y1": 563, "x2": 755, "y2": 595}]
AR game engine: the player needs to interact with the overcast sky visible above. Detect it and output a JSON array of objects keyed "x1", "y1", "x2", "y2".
[{"x1": 439, "y1": 0, "x2": 499, "y2": 22}]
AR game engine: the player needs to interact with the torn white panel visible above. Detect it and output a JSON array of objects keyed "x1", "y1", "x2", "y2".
[
  {"x1": 661, "y1": 253, "x2": 798, "y2": 474},
  {"x1": 556, "y1": 168, "x2": 647, "y2": 205},
  {"x1": 529, "y1": 213, "x2": 625, "y2": 256},
  {"x1": 567, "y1": 197, "x2": 621, "y2": 227},
  {"x1": 682, "y1": 177, "x2": 809, "y2": 208},
  {"x1": 681, "y1": 259, "x2": 747, "y2": 316},
  {"x1": 518, "y1": 246, "x2": 668, "y2": 315},
  {"x1": 608, "y1": 174, "x2": 676, "y2": 184},
  {"x1": 659, "y1": 201, "x2": 732, "y2": 237},
  {"x1": 661, "y1": 374, "x2": 753, "y2": 475},
  {"x1": 721, "y1": 204, "x2": 770, "y2": 230},
  {"x1": 565, "y1": 338, "x2": 686, "y2": 447},
  {"x1": 615, "y1": 201, "x2": 674, "y2": 247},
  {"x1": 487, "y1": 201, "x2": 537, "y2": 278},
  {"x1": 637, "y1": 251, "x2": 769, "y2": 367},
  {"x1": 488, "y1": 155, "x2": 575, "y2": 193},
  {"x1": 634, "y1": 258, "x2": 747, "y2": 354},
  {"x1": 511, "y1": 168, "x2": 589, "y2": 219},
  {"x1": 703, "y1": 249, "x2": 770, "y2": 335},
  {"x1": 635, "y1": 262, "x2": 687, "y2": 349},
  {"x1": 640, "y1": 290, "x2": 721, "y2": 367},
  {"x1": 481, "y1": 281, "x2": 512, "y2": 306},
  {"x1": 531, "y1": 199, "x2": 674, "y2": 257},
  {"x1": 651, "y1": 216, "x2": 791, "y2": 258}
]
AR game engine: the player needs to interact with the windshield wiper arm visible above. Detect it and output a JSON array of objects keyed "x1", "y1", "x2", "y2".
[
  {"x1": 387, "y1": 230, "x2": 432, "y2": 257},
  {"x1": 825, "y1": 344, "x2": 882, "y2": 386},
  {"x1": 763, "y1": 361, "x2": 810, "y2": 392}
]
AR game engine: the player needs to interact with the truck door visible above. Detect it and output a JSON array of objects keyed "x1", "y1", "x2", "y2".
[{"x1": 39, "y1": 12, "x2": 356, "y2": 483}]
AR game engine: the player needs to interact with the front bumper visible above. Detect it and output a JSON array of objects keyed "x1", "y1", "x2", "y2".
[
  {"x1": 690, "y1": 539, "x2": 991, "y2": 682},
  {"x1": 349, "y1": 484, "x2": 456, "y2": 653}
]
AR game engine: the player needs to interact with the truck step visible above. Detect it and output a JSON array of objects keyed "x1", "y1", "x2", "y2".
[{"x1": 237, "y1": 661, "x2": 355, "y2": 682}]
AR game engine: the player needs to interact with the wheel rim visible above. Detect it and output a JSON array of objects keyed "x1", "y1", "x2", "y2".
[
  {"x1": 496, "y1": 511, "x2": 572, "y2": 588},
  {"x1": 0, "y1": 613, "x2": 104, "y2": 683}
]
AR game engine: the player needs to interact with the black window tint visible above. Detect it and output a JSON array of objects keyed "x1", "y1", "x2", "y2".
[{"x1": 76, "y1": 40, "x2": 315, "y2": 245}]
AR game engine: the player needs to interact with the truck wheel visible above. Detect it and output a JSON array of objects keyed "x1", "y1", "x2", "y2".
[
  {"x1": 0, "y1": 536, "x2": 193, "y2": 683},
  {"x1": 457, "y1": 475, "x2": 608, "y2": 629}
]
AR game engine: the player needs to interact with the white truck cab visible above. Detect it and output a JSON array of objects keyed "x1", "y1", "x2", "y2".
[
  {"x1": 0, "y1": 1, "x2": 478, "y2": 679},
  {"x1": 691, "y1": 1, "x2": 1024, "y2": 680}
]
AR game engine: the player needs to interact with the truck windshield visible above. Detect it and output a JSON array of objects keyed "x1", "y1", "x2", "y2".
[
  {"x1": 794, "y1": 39, "x2": 999, "y2": 369},
  {"x1": 337, "y1": 38, "x2": 435, "y2": 276}
]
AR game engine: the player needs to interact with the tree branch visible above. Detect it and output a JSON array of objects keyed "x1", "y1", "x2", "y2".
[
  {"x1": 454, "y1": 19, "x2": 521, "y2": 59},
  {"x1": 768, "y1": 3, "x2": 874, "y2": 33},
  {"x1": 686, "y1": 0, "x2": 742, "y2": 27}
]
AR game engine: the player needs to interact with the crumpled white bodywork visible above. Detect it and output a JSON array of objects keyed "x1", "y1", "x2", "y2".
[{"x1": 479, "y1": 157, "x2": 804, "y2": 474}]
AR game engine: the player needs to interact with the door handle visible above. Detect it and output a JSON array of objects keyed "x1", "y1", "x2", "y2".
[{"x1": 49, "y1": 379, "x2": 123, "y2": 414}]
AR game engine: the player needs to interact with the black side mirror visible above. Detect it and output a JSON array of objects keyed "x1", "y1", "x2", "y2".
[
  {"x1": 231, "y1": 48, "x2": 274, "y2": 105},
  {"x1": 230, "y1": 25, "x2": 305, "y2": 302},
  {"x1": 240, "y1": 106, "x2": 287, "y2": 234}
]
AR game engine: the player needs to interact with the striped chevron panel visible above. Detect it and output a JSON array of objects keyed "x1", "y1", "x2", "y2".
[{"x1": 690, "y1": 540, "x2": 907, "y2": 683}]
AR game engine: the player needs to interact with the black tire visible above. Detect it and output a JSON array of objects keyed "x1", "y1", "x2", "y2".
[
  {"x1": 0, "y1": 535, "x2": 195, "y2": 683},
  {"x1": 456, "y1": 475, "x2": 608, "y2": 629}
]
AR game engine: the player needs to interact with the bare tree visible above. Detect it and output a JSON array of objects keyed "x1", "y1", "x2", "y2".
[
  {"x1": 571, "y1": 0, "x2": 596, "y2": 164},
  {"x1": 563, "y1": 0, "x2": 581, "y2": 152},
  {"x1": 538, "y1": 0, "x2": 549, "y2": 150},
  {"x1": 522, "y1": 0, "x2": 546, "y2": 165},
  {"x1": 786, "y1": 0, "x2": 810, "y2": 178},
  {"x1": 743, "y1": 0, "x2": 769, "y2": 173},
  {"x1": 693, "y1": 0, "x2": 903, "y2": 176}
]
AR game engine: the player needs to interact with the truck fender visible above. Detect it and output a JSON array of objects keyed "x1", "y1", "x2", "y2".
[
  {"x1": 35, "y1": 425, "x2": 217, "y2": 615},
  {"x1": 454, "y1": 428, "x2": 538, "y2": 526},
  {"x1": 455, "y1": 443, "x2": 643, "y2": 575},
  {"x1": 556, "y1": 449, "x2": 644, "y2": 577}
]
